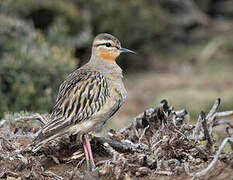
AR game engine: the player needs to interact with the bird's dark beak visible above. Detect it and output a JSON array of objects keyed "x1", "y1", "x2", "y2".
[{"x1": 119, "y1": 48, "x2": 136, "y2": 54}]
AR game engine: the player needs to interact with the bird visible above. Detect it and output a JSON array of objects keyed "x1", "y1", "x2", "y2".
[{"x1": 32, "y1": 33, "x2": 135, "y2": 170}]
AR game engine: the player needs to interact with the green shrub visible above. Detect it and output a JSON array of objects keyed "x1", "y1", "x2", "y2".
[{"x1": 0, "y1": 15, "x2": 77, "y2": 118}]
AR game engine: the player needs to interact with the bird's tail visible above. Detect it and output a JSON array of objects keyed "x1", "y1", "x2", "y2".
[
  {"x1": 32, "y1": 116, "x2": 71, "y2": 152},
  {"x1": 32, "y1": 130, "x2": 67, "y2": 152}
]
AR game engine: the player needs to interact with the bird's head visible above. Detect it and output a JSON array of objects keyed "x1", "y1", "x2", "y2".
[{"x1": 92, "y1": 33, "x2": 135, "y2": 62}]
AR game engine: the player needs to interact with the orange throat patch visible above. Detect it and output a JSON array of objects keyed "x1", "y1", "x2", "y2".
[{"x1": 98, "y1": 52, "x2": 116, "y2": 62}]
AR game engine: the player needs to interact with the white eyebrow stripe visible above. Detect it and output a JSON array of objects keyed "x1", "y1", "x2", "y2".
[
  {"x1": 95, "y1": 39, "x2": 112, "y2": 44},
  {"x1": 94, "y1": 39, "x2": 120, "y2": 49}
]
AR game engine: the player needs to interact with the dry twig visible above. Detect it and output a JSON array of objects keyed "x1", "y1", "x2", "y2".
[
  {"x1": 188, "y1": 137, "x2": 233, "y2": 178},
  {"x1": 14, "y1": 113, "x2": 49, "y2": 125},
  {"x1": 43, "y1": 171, "x2": 63, "y2": 180}
]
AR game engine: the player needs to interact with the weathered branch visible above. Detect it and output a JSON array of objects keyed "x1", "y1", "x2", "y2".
[
  {"x1": 0, "y1": 170, "x2": 19, "y2": 178},
  {"x1": 206, "y1": 98, "x2": 220, "y2": 120},
  {"x1": 189, "y1": 137, "x2": 233, "y2": 177},
  {"x1": 94, "y1": 136, "x2": 148, "y2": 153},
  {"x1": 225, "y1": 126, "x2": 233, "y2": 150},
  {"x1": 14, "y1": 113, "x2": 49, "y2": 125},
  {"x1": 201, "y1": 112, "x2": 214, "y2": 150},
  {"x1": 193, "y1": 113, "x2": 204, "y2": 141},
  {"x1": 42, "y1": 171, "x2": 63, "y2": 180}
]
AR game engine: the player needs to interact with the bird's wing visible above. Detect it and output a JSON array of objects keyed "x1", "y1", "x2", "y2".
[{"x1": 35, "y1": 69, "x2": 110, "y2": 141}]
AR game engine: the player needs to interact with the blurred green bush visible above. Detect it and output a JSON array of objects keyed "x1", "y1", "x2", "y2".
[{"x1": 0, "y1": 15, "x2": 77, "y2": 117}]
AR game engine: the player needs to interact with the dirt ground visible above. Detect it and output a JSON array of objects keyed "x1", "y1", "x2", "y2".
[{"x1": 0, "y1": 99, "x2": 232, "y2": 180}]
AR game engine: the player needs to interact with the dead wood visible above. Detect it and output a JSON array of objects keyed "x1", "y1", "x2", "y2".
[
  {"x1": 90, "y1": 98, "x2": 233, "y2": 178},
  {"x1": 0, "y1": 98, "x2": 233, "y2": 179},
  {"x1": 93, "y1": 136, "x2": 148, "y2": 153},
  {"x1": 14, "y1": 113, "x2": 49, "y2": 125},
  {"x1": 186, "y1": 137, "x2": 233, "y2": 178},
  {"x1": 42, "y1": 170, "x2": 63, "y2": 180}
]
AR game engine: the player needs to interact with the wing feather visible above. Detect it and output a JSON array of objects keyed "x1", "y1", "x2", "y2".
[{"x1": 35, "y1": 69, "x2": 110, "y2": 142}]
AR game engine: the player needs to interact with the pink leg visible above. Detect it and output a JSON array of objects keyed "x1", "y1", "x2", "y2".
[
  {"x1": 83, "y1": 140, "x2": 89, "y2": 169},
  {"x1": 84, "y1": 134, "x2": 95, "y2": 168}
]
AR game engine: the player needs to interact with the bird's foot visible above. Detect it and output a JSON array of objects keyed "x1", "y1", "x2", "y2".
[
  {"x1": 87, "y1": 159, "x2": 96, "y2": 172},
  {"x1": 90, "y1": 132, "x2": 96, "y2": 139}
]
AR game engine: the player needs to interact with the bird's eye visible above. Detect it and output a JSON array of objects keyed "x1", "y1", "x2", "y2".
[{"x1": 105, "y1": 43, "x2": 111, "y2": 47}]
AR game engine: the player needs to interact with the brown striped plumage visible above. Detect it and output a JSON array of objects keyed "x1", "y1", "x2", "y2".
[
  {"x1": 52, "y1": 70, "x2": 110, "y2": 122},
  {"x1": 32, "y1": 33, "x2": 135, "y2": 154}
]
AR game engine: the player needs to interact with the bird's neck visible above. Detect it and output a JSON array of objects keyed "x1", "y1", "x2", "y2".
[
  {"x1": 88, "y1": 55, "x2": 123, "y2": 78},
  {"x1": 97, "y1": 52, "x2": 116, "y2": 62}
]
